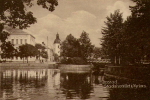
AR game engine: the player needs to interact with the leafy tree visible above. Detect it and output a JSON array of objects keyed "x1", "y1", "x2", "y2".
[
  {"x1": 61, "y1": 34, "x2": 80, "y2": 57},
  {"x1": 1, "y1": 41, "x2": 16, "y2": 60},
  {"x1": 101, "y1": 10, "x2": 124, "y2": 65},
  {"x1": 0, "y1": 0, "x2": 58, "y2": 45},
  {"x1": 0, "y1": 25, "x2": 10, "y2": 43},
  {"x1": 79, "y1": 31, "x2": 94, "y2": 60},
  {"x1": 0, "y1": 0, "x2": 58, "y2": 30},
  {"x1": 35, "y1": 43, "x2": 48, "y2": 61},
  {"x1": 116, "y1": 0, "x2": 150, "y2": 64},
  {"x1": 128, "y1": 0, "x2": 150, "y2": 62},
  {"x1": 0, "y1": 0, "x2": 58, "y2": 61},
  {"x1": 100, "y1": 0, "x2": 150, "y2": 65},
  {"x1": 41, "y1": 50, "x2": 48, "y2": 59},
  {"x1": 18, "y1": 44, "x2": 37, "y2": 63},
  {"x1": 93, "y1": 47, "x2": 103, "y2": 59}
]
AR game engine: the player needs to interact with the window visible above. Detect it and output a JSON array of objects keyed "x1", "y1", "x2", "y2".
[
  {"x1": 12, "y1": 39, "x2": 14, "y2": 44},
  {"x1": 16, "y1": 39, "x2": 18, "y2": 44},
  {"x1": 20, "y1": 39, "x2": 22, "y2": 44},
  {"x1": 25, "y1": 39, "x2": 27, "y2": 44}
]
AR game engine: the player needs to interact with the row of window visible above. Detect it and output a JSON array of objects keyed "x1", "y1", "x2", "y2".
[{"x1": 11, "y1": 39, "x2": 27, "y2": 44}]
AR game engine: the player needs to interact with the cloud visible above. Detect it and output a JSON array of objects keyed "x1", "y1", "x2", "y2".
[
  {"x1": 26, "y1": 10, "x2": 102, "y2": 47},
  {"x1": 25, "y1": 0, "x2": 134, "y2": 48},
  {"x1": 106, "y1": 1, "x2": 132, "y2": 19}
]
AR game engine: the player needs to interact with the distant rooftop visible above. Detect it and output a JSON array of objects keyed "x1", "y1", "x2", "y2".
[{"x1": 4, "y1": 26, "x2": 35, "y2": 39}]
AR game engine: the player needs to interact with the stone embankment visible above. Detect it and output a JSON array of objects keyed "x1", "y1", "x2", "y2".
[{"x1": 59, "y1": 64, "x2": 92, "y2": 73}]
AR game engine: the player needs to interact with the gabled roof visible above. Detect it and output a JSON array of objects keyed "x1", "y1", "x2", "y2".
[{"x1": 4, "y1": 26, "x2": 35, "y2": 39}]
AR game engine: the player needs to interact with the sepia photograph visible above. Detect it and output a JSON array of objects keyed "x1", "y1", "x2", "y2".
[{"x1": 0, "y1": 0, "x2": 150, "y2": 100}]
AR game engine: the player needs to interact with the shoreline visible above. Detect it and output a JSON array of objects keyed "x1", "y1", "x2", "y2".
[
  {"x1": 59, "y1": 64, "x2": 92, "y2": 73},
  {"x1": 0, "y1": 62, "x2": 57, "y2": 69}
]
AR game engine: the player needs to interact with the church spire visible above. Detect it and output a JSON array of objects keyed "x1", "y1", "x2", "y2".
[{"x1": 54, "y1": 33, "x2": 61, "y2": 44}]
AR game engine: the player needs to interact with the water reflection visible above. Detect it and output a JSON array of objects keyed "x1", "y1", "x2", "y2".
[
  {"x1": 60, "y1": 73, "x2": 93, "y2": 99},
  {"x1": 0, "y1": 68, "x2": 149, "y2": 100},
  {"x1": 0, "y1": 68, "x2": 111, "y2": 100}
]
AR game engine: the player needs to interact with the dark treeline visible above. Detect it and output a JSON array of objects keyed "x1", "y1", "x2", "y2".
[
  {"x1": 1, "y1": 43, "x2": 48, "y2": 63},
  {"x1": 61, "y1": 31, "x2": 94, "y2": 65},
  {"x1": 101, "y1": 0, "x2": 150, "y2": 65}
]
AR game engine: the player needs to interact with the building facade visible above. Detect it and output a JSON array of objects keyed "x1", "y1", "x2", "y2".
[
  {"x1": 0, "y1": 27, "x2": 55, "y2": 63},
  {"x1": 0, "y1": 28, "x2": 36, "y2": 62}
]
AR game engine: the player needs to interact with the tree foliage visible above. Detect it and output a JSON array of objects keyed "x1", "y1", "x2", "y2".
[
  {"x1": 61, "y1": 34, "x2": 80, "y2": 57},
  {"x1": 79, "y1": 31, "x2": 94, "y2": 60},
  {"x1": 0, "y1": 0, "x2": 58, "y2": 30},
  {"x1": 1, "y1": 41, "x2": 16, "y2": 59},
  {"x1": 61, "y1": 31, "x2": 94, "y2": 64},
  {"x1": 0, "y1": 0, "x2": 58, "y2": 46},
  {"x1": 35, "y1": 43, "x2": 48, "y2": 60},
  {"x1": 0, "y1": 0, "x2": 58, "y2": 61},
  {"x1": 101, "y1": 10, "x2": 124, "y2": 64},
  {"x1": 18, "y1": 43, "x2": 37, "y2": 63},
  {"x1": 101, "y1": 0, "x2": 150, "y2": 65},
  {"x1": 93, "y1": 47, "x2": 103, "y2": 59}
]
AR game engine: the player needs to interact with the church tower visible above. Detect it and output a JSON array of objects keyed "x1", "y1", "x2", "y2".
[{"x1": 53, "y1": 33, "x2": 61, "y2": 56}]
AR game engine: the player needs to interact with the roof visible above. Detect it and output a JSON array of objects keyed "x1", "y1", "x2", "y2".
[
  {"x1": 4, "y1": 26, "x2": 35, "y2": 39},
  {"x1": 54, "y1": 33, "x2": 61, "y2": 44}
]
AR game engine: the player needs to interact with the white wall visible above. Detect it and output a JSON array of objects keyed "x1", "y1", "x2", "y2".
[
  {"x1": 1, "y1": 34, "x2": 36, "y2": 62},
  {"x1": 53, "y1": 43, "x2": 60, "y2": 56}
]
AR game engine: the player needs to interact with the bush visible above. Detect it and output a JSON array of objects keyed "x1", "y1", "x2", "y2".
[{"x1": 60, "y1": 57, "x2": 87, "y2": 65}]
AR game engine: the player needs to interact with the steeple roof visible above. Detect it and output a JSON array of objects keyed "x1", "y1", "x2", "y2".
[{"x1": 54, "y1": 33, "x2": 61, "y2": 44}]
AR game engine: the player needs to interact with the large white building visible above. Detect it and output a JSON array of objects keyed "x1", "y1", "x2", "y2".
[
  {"x1": 0, "y1": 27, "x2": 36, "y2": 62},
  {"x1": 0, "y1": 27, "x2": 54, "y2": 62}
]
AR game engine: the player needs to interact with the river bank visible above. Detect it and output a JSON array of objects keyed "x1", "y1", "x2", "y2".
[
  {"x1": 105, "y1": 65, "x2": 150, "y2": 82},
  {"x1": 59, "y1": 64, "x2": 92, "y2": 73},
  {"x1": 0, "y1": 62, "x2": 57, "y2": 69}
]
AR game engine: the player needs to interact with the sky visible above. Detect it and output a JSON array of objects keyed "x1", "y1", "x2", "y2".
[{"x1": 25, "y1": 0, "x2": 135, "y2": 48}]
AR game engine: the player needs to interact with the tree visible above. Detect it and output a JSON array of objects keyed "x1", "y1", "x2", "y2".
[
  {"x1": 18, "y1": 44, "x2": 37, "y2": 63},
  {"x1": 128, "y1": 0, "x2": 150, "y2": 63},
  {"x1": 79, "y1": 31, "x2": 94, "y2": 61},
  {"x1": 61, "y1": 34, "x2": 80, "y2": 57},
  {"x1": 1, "y1": 41, "x2": 16, "y2": 60},
  {"x1": 101, "y1": 10, "x2": 124, "y2": 65},
  {"x1": 93, "y1": 47, "x2": 103, "y2": 59},
  {"x1": 0, "y1": 0, "x2": 58, "y2": 44},
  {"x1": 35, "y1": 43, "x2": 48, "y2": 61},
  {"x1": 0, "y1": 0, "x2": 58, "y2": 30},
  {"x1": 0, "y1": 0, "x2": 58, "y2": 61}
]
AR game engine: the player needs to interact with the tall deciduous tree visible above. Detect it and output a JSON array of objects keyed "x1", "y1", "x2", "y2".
[
  {"x1": 61, "y1": 34, "x2": 80, "y2": 57},
  {"x1": 35, "y1": 43, "x2": 48, "y2": 61},
  {"x1": 18, "y1": 44, "x2": 37, "y2": 63},
  {"x1": 129, "y1": 0, "x2": 150, "y2": 62},
  {"x1": 79, "y1": 31, "x2": 94, "y2": 60},
  {"x1": 1, "y1": 41, "x2": 16, "y2": 60},
  {"x1": 101, "y1": 10, "x2": 124, "y2": 65}
]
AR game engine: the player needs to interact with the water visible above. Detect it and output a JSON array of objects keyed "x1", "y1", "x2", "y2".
[{"x1": 0, "y1": 68, "x2": 149, "y2": 100}]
